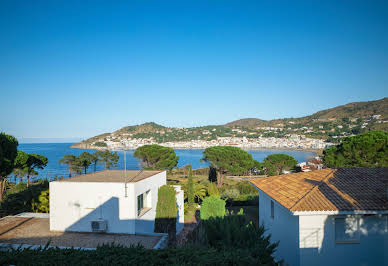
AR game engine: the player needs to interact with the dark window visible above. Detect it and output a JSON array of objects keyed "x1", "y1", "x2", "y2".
[
  {"x1": 137, "y1": 193, "x2": 144, "y2": 216},
  {"x1": 270, "y1": 200, "x2": 274, "y2": 219}
]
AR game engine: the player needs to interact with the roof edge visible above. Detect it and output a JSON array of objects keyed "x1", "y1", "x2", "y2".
[{"x1": 292, "y1": 210, "x2": 388, "y2": 216}]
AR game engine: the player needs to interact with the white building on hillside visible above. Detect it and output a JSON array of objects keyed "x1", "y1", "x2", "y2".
[
  {"x1": 251, "y1": 168, "x2": 388, "y2": 266},
  {"x1": 50, "y1": 170, "x2": 184, "y2": 235}
]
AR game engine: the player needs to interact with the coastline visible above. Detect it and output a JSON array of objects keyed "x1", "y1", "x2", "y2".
[{"x1": 70, "y1": 143, "x2": 321, "y2": 155}]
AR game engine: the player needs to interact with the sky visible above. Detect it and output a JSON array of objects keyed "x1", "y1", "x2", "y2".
[{"x1": 0, "y1": 0, "x2": 387, "y2": 141}]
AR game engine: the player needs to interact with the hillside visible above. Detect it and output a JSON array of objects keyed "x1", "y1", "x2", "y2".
[{"x1": 72, "y1": 97, "x2": 387, "y2": 149}]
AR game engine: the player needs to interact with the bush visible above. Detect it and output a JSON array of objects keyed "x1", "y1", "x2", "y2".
[
  {"x1": 0, "y1": 180, "x2": 48, "y2": 216},
  {"x1": 154, "y1": 185, "x2": 177, "y2": 247},
  {"x1": 237, "y1": 181, "x2": 257, "y2": 195},
  {"x1": 32, "y1": 189, "x2": 49, "y2": 213},
  {"x1": 220, "y1": 188, "x2": 240, "y2": 200},
  {"x1": 0, "y1": 243, "x2": 276, "y2": 265},
  {"x1": 207, "y1": 182, "x2": 220, "y2": 197},
  {"x1": 200, "y1": 196, "x2": 225, "y2": 220},
  {"x1": 187, "y1": 210, "x2": 277, "y2": 265}
]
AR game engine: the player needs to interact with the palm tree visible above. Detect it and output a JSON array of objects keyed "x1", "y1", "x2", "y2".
[{"x1": 194, "y1": 184, "x2": 207, "y2": 202}]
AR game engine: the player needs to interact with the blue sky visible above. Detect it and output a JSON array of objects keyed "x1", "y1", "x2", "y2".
[{"x1": 1, "y1": 0, "x2": 387, "y2": 141}]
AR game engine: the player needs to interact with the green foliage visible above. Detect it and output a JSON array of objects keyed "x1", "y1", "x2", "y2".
[
  {"x1": 202, "y1": 146, "x2": 256, "y2": 187},
  {"x1": 59, "y1": 154, "x2": 79, "y2": 177},
  {"x1": 194, "y1": 183, "x2": 207, "y2": 202},
  {"x1": 207, "y1": 182, "x2": 220, "y2": 197},
  {"x1": 96, "y1": 150, "x2": 119, "y2": 169},
  {"x1": 187, "y1": 166, "x2": 195, "y2": 208},
  {"x1": 94, "y1": 141, "x2": 107, "y2": 147},
  {"x1": 13, "y1": 152, "x2": 48, "y2": 186},
  {"x1": 200, "y1": 196, "x2": 226, "y2": 220},
  {"x1": 188, "y1": 210, "x2": 277, "y2": 265},
  {"x1": 32, "y1": 189, "x2": 49, "y2": 213},
  {"x1": 0, "y1": 180, "x2": 49, "y2": 215},
  {"x1": 323, "y1": 131, "x2": 388, "y2": 167},
  {"x1": 78, "y1": 152, "x2": 94, "y2": 174},
  {"x1": 0, "y1": 132, "x2": 18, "y2": 178},
  {"x1": 134, "y1": 145, "x2": 178, "y2": 171},
  {"x1": 237, "y1": 181, "x2": 257, "y2": 195},
  {"x1": 0, "y1": 133, "x2": 18, "y2": 201},
  {"x1": 263, "y1": 154, "x2": 297, "y2": 176},
  {"x1": 0, "y1": 242, "x2": 276, "y2": 265},
  {"x1": 220, "y1": 188, "x2": 240, "y2": 200}
]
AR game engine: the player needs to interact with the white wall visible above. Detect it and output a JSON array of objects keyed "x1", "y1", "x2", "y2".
[
  {"x1": 50, "y1": 171, "x2": 168, "y2": 235},
  {"x1": 133, "y1": 172, "x2": 166, "y2": 234},
  {"x1": 258, "y1": 190, "x2": 300, "y2": 266},
  {"x1": 299, "y1": 214, "x2": 388, "y2": 266},
  {"x1": 50, "y1": 182, "x2": 136, "y2": 234},
  {"x1": 173, "y1": 185, "x2": 184, "y2": 233}
]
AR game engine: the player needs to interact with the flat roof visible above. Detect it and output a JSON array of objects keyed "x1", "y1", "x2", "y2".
[{"x1": 57, "y1": 170, "x2": 163, "y2": 183}]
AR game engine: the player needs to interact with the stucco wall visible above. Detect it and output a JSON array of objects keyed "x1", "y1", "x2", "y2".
[
  {"x1": 50, "y1": 171, "x2": 169, "y2": 235},
  {"x1": 258, "y1": 190, "x2": 300, "y2": 266},
  {"x1": 50, "y1": 182, "x2": 136, "y2": 234},
  {"x1": 299, "y1": 214, "x2": 388, "y2": 266}
]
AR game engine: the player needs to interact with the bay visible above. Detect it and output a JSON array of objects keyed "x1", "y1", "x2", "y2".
[{"x1": 17, "y1": 143, "x2": 316, "y2": 181}]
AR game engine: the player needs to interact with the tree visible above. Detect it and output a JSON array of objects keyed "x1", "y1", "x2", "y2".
[
  {"x1": 59, "y1": 155, "x2": 78, "y2": 177},
  {"x1": 263, "y1": 154, "x2": 297, "y2": 176},
  {"x1": 134, "y1": 145, "x2": 178, "y2": 171},
  {"x1": 201, "y1": 146, "x2": 257, "y2": 187},
  {"x1": 24, "y1": 153, "x2": 48, "y2": 187},
  {"x1": 0, "y1": 133, "x2": 18, "y2": 201},
  {"x1": 323, "y1": 131, "x2": 388, "y2": 168},
  {"x1": 90, "y1": 153, "x2": 99, "y2": 172},
  {"x1": 96, "y1": 150, "x2": 119, "y2": 169},
  {"x1": 187, "y1": 165, "x2": 195, "y2": 209},
  {"x1": 154, "y1": 185, "x2": 177, "y2": 247},
  {"x1": 78, "y1": 152, "x2": 93, "y2": 174}
]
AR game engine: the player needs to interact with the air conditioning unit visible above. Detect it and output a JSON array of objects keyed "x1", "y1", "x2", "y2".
[{"x1": 91, "y1": 219, "x2": 107, "y2": 232}]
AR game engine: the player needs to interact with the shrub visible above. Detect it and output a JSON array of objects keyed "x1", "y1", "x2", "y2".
[
  {"x1": 0, "y1": 243, "x2": 277, "y2": 265},
  {"x1": 187, "y1": 166, "x2": 195, "y2": 209},
  {"x1": 0, "y1": 180, "x2": 48, "y2": 216},
  {"x1": 32, "y1": 189, "x2": 49, "y2": 213},
  {"x1": 220, "y1": 188, "x2": 240, "y2": 200},
  {"x1": 207, "y1": 182, "x2": 220, "y2": 197},
  {"x1": 237, "y1": 181, "x2": 257, "y2": 195},
  {"x1": 200, "y1": 196, "x2": 225, "y2": 220},
  {"x1": 154, "y1": 185, "x2": 177, "y2": 247},
  {"x1": 187, "y1": 210, "x2": 277, "y2": 265}
]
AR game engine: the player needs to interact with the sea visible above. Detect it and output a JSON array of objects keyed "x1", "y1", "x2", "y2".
[{"x1": 17, "y1": 143, "x2": 317, "y2": 181}]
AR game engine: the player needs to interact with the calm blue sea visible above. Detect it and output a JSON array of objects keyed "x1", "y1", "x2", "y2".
[{"x1": 17, "y1": 143, "x2": 316, "y2": 181}]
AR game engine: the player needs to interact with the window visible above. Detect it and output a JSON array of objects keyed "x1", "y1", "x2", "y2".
[
  {"x1": 335, "y1": 217, "x2": 360, "y2": 243},
  {"x1": 270, "y1": 200, "x2": 274, "y2": 219},
  {"x1": 137, "y1": 193, "x2": 144, "y2": 216},
  {"x1": 137, "y1": 190, "x2": 151, "y2": 217}
]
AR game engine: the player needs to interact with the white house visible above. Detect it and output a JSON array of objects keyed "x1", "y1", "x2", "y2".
[
  {"x1": 250, "y1": 168, "x2": 388, "y2": 266},
  {"x1": 50, "y1": 170, "x2": 184, "y2": 235}
]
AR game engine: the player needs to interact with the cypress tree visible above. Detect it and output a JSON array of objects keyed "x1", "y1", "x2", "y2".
[{"x1": 187, "y1": 165, "x2": 195, "y2": 209}]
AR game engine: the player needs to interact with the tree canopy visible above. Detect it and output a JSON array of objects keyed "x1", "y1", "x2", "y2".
[
  {"x1": 323, "y1": 131, "x2": 388, "y2": 168},
  {"x1": 0, "y1": 133, "x2": 18, "y2": 201},
  {"x1": 262, "y1": 154, "x2": 297, "y2": 176},
  {"x1": 59, "y1": 154, "x2": 79, "y2": 177},
  {"x1": 78, "y1": 152, "x2": 94, "y2": 174},
  {"x1": 134, "y1": 145, "x2": 178, "y2": 171},
  {"x1": 201, "y1": 146, "x2": 257, "y2": 187},
  {"x1": 96, "y1": 150, "x2": 119, "y2": 169}
]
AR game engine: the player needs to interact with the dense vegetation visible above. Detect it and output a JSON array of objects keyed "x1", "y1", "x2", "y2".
[
  {"x1": 323, "y1": 131, "x2": 388, "y2": 167},
  {"x1": 261, "y1": 154, "x2": 298, "y2": 176},
  {"x1": 0, "y1": 132, "x2": 18, "y2": 201},
  {"x1": 200, "y1": 196, "x2": 226, "y2": 220},
  {"x1": 0, "y1": 180, "x2": 49, "y2": 216},
  {"x1": 202, "y1": 146, "x2": 259, "y2": 187},
  {"x1": 134, "y1": 144, "x2": 179, "y2": 171},
  {"x1": 154, "y1": 185, "x2": 177, "y2": 247}
]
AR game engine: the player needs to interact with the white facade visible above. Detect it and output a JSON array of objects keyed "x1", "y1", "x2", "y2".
[
  {"x1": 258, "y1": 189, "x2": 388, "y2": 266},
  {"x1": 50, "y1": 171, "x2": 184, "y2": 235}
]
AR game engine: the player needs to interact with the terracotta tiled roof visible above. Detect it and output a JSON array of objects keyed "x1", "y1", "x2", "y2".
[{"x1": 250, "y1": 168, "x2": 388, "y2": 212}]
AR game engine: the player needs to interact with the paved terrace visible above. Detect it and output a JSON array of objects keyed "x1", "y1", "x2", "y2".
[{"x1": 0, "y1": 216, "x2": 161, "y2": 249}]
